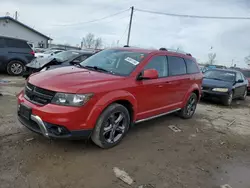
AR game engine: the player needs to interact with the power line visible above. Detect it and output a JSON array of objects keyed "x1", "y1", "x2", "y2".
[
  {"x1": 119, "y1": 22, "x2": 130, "y2": 43},
  {"x1": 53, "y1": 8, "x2": 130, "y2": 26},
  {"x1": 135, "y1": 8, "x2": 250, "y2": 20}
]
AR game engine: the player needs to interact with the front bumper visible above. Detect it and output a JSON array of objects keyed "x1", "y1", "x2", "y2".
[
  {"x1": 17, "y1": 91, "x2": 102, "y2": 139},
  {"x1": 202, "y1": 90, "x2": 229, "y2": 97},
  {"x1": 18, "y1": 111, "x2": 92, "y2": 139}
]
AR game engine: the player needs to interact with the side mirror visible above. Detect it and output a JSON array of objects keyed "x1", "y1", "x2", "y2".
[
  {"x1": 139, "y1": 69, "x2": 158, "y2": 80},
  {"x1": 237, "y1": 79, "x2": 244, "y2": 83},
  {"x1": 71, "y1": 59, "x2": 81, "y2": 65}
]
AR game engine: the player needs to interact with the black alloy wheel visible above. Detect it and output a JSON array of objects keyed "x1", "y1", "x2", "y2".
[
  {"x1": 179, "y1": 93, "x2": 198, "y2": 119},
  {"x1": 91, "y1": 103, "x2": 130, "y2": 149},
  {"x1": 7, "y1": 60, "x2": 24, "y2": 75}
]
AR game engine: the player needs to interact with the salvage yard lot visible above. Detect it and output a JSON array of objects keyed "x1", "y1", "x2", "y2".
[{"x1": 1, "y1": 76, "x2": 250, "y2": 188}]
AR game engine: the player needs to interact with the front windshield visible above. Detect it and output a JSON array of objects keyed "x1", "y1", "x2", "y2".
[
  {"x1": 241, "y1": 70, "x2": 250, "y2": 78},
  {"x1": 204, "y1": 70, "x2": 235, "y2": 82},
  {"x1": 53, "y1": 51, "x2": 80, "y2": 62},
  {"x1": 79, "y1": 49, "x2": 147, "y2": 76}
]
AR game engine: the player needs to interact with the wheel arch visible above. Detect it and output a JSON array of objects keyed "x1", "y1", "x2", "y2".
[
  {"x1": 182, "y1": 84, "x2": 201, "y2": 108},
  {"x1": 85, "y1": 90, "x2": 137, "y2": 129},
  {"x1": 6, "y1": 58, "x2": 25, "y2": 70}
]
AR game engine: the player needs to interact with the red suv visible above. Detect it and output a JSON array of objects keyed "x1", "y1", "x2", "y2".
[
  {"x1": 17, "y1": 47, "x2": 203, "y2": 148},
  {"x1": 239, "y1": 69, "x2": 250, "y2": 94}
]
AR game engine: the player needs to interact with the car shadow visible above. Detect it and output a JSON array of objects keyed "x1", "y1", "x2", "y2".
[
  {"x1": 200, "y1": 97, "x2": 247, "y2": 108},
  {"x1": 39, "y1": 113, "x2": 183, "y2": 151}
]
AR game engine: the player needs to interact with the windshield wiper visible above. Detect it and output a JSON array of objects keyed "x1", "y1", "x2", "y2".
[
  {"x1": 82, "y1": 65, "x2": 110, "y2": 73},
  {"x1": 207, "y1": 77, "x2": 224, "y2": 81}
]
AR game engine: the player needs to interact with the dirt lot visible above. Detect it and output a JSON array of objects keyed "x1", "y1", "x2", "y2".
[{"x1": 1, "y1": 76, "x2": 250, "y2": 188}]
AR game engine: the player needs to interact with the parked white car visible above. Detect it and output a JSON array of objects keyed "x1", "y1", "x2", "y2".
[{"x1": 35, "y1": 49, "x2": 64, "y2": 58}]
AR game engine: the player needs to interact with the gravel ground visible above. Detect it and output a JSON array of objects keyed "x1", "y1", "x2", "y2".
[{"x1": 1, "y1": 76, "x2": 250, "y2": 188}]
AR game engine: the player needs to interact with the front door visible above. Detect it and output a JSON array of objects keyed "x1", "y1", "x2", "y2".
[
  {"x1": 135, "y1": 55, "x2": 169, "y2": 120},
  {"x1": 234, "y1": 72, "x2": 245, "y2": 97}
]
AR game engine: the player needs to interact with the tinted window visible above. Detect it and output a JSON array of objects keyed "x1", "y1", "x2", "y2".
[
  {"x1": 168, "y1": 56, "x2": 187, "y2": 76},
  {"x1": 0, "y1": 39, "x2": 5, "y2": 48},
  {"x1": 185, "y1": 58, "x2": 199, "y2": 74},
  {"x1": 144, "y1": 56, "x2": 168, "y2": 77},
  {"x1": 204, "y1": 70, "x2": 235, "y2": 82},
  {"x1": 6, "y1": 39, "x2": 30, "y2": 49},
  {"x1": 236, "y1": 73, "x2": 242, "y2": 81}
]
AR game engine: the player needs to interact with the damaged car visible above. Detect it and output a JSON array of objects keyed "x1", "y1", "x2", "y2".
[{"x1": 23, "y1": 50, "x2": 95, "y2": 78}]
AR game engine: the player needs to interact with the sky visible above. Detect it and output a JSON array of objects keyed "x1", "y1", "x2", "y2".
[{"x1": 1, "y1": 0, "x2": 250, "y2": 67}]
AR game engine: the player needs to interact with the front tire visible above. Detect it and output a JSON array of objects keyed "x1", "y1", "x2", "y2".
[
  {"x1": 91, "y1": 103, "x2": 130, "y2": 149},
  {"x1": 7, "y1": 60, "x2": 24, "y2": 76},
  {"x1": 222, "y1": 92, "x2": 233, "y2": 106},
  {"x1": 179, "y1": 93, "x2": 198, "y2": 119},
  {"x1": 239, "y1": 88, "x2": 247, "y2": 100}
]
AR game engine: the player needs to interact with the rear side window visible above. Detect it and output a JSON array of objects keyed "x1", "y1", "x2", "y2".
[
  {"x1": 6, "y1": 39, "x2": 30, "y2": 49},
  {"x1": 168, "y1": 56, "x2": 187, "y2": 76},
  {"x1": 185, "y1": 58, "x2": 200, "y2": 74},
  {"x1": 0, "y1": 39, "x2": 5, "y2": 48}
]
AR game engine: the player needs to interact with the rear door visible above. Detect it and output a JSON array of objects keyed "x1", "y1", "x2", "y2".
[
  {"x1": 167, "y1": 56, "x2": 190, "y2": 104},
  {"x1": 0, "y1": 38, "x2": 8, "y2": 70},
  {"x1": 6, "y1": 38, "x2": 34, "y2": 64}
]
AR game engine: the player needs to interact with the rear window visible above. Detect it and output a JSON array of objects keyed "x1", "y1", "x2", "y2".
[
  {"x1": 185, "y1": 58, "x2": 200, "y2": 74},
  {"x1": 168, "y1": 56, "x2": 187, "y2": 76},
  {"x1": 5, "y1": 38, "x2": 30, "y2": 49}
]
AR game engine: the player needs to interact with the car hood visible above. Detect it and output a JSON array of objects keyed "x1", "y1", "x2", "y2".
[
  {"x1": 26, "y1": 56, "x2": 56, "y2": 69},
  {"x1": 202, "y1": 78, "x2": 233, "y2": 88},
  {"x1": 28, "y1": 66, "x2": 123, "y2": 93}
]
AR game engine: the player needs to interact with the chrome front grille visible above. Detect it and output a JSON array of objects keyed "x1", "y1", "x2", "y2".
[{"x1": 24, "y1": 82, "x2": 55, "y2": 105}]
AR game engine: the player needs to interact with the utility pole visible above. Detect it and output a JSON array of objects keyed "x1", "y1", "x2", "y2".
[
  {"x1": 15, "y1": 11, "x2": 18, "y2": 20},
  {"x1": 126, "y1": 6, "x2": 134, "y2": 46}
]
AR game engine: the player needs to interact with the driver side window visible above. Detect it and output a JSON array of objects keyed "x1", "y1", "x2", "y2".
[
  {"x1": 144, "y1": 56, "x2": 168, "y2": 78},
  {"x1": 236, "y1": 73, "x2": 242, "y2": 81}
]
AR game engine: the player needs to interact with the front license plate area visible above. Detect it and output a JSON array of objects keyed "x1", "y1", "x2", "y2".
[{"x1": 19, "y1": 103, "x2": 32, "y2": 120}]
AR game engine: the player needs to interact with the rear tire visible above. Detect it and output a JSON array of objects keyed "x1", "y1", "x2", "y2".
[
  {"x1": 222, "y1": 92, "x2": 233, "y2": 106},
  {"x1": 7, "y1": 60, "x2": 24, "y2": 76},
  {"x1": 179, "y1": 93, "x2": 198, "y2": 119},
  {"x1": 91, "y1": 103, "x2": 130, "y2": 149}
]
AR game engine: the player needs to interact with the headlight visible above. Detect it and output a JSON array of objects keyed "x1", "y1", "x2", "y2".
[
  {"x1": 51, "y1": 93, "x2": 93, "y2": 106},
  {"x1": 212, "y1": 88, "x2": 229, "y2": 92},
  {"x1": 40, "y1": 67, "x2": 47, "y2": 72}
]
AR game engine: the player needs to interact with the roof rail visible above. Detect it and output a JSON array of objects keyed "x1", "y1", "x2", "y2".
[{"x1": 159, "y1": 48, "x2": 192, "y2": 56}]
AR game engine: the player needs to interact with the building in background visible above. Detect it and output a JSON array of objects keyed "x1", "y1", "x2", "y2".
[{"x1": 0, "y1": 16, "x2": 52, "y2": 48}]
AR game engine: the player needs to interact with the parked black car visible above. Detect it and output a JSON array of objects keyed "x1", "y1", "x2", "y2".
[
  {"x1": 201, "y1": 69, "x2": 248, "y2": 105},
  {"x1": 0, "y1": 36, "x2": 35, "y2": 75},
  {"x1": 23, "y1": 50, "x2": 95, "y2": 78}
]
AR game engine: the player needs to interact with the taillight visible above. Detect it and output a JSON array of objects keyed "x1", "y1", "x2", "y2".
[{"x1": 30, "y1": 51, "x2": 35, "y2": 56}]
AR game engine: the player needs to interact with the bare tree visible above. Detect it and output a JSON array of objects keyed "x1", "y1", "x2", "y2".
[
  {"x1": 82, "y1": 33, "x2": 103, "y2": 49},
  {"x1": 244, "y1": 55, "x2": 250, "y2": 66},
  {"x1": 82, "y1": 33, "x2": 95, "y2": 48},
  {"x1": 208, "y1": 53, "x2": 216, "y2": 65},
  {"x1": 94, "y1": 37, "x2": 103, "y2": 49}
]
